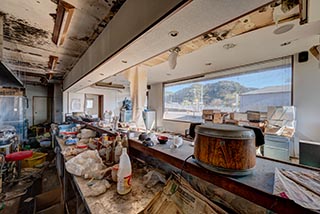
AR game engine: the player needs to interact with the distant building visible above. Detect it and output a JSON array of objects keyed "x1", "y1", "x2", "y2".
[{"x1": 240, "y1": 85, "x2": 291, "y2": 112}]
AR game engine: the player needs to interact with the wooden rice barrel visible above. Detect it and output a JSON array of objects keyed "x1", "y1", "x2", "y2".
[{"x1": 194, "y1": 124, "x2": 256, "y2": 175}]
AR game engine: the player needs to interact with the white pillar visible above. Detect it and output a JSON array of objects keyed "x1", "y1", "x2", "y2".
[{"x1": 124, "y1": 66, "x2": 147, "y2": 129}]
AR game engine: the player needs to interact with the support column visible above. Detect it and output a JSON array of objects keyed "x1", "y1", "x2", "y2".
[{"x1": 125, "y1": 66, "x2": 147, "y2": 129}]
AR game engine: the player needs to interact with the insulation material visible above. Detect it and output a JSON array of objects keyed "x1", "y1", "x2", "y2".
[
  {"x1": 273, "y1": 168, "x2": 320, "y2": 212},
  {"x1": 124, "y1": 66, "x2": 147, "y2": 129}
]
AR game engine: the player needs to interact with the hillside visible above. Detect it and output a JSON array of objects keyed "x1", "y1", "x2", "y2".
[{"x1": 165, "y1": 81, "x2": 256, "y2": 107}]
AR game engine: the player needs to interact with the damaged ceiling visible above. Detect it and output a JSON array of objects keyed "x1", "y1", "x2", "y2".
[{"x1": 0, "y1": 0, "x2": 126, "y2": 85}]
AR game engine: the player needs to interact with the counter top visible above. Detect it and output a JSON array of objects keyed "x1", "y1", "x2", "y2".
[
  {"x1": 68, "y1": 121, "x2": 319, "y2": 213},
  {"x1": 129, "y1": 138, "x2": 318, "y2": 214},
  {"x1": 55, "y1": 137, "x2": 163, "y2": 214}
]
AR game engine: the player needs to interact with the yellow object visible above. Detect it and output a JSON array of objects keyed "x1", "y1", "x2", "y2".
[{"x1": 22, "y1": 152, "x2": 47, "y2": 168}]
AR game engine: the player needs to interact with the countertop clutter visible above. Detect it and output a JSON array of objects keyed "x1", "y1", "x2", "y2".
[
  {"x1": 2, "y1": 0, "x2": 320, "y2": 213},
  {"x1": 56, "y1": 136, "x2": 164, "y2": 214},
  {"x1": 53, "y1": 121, "x2": 320, "y2": 214}
]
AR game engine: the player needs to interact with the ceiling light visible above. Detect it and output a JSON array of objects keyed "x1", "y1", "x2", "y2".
[
  {"x1": 168, "y1": 47, "x2": 180, "y2": 70},
  {"x1": 223, "y1": 43, "x2": 236, "y2": 50},
  {"x1": 168, "y1": 30, "x2": 179, "y2": 37},
  {"x1": 52, "y1": 1, "x2": 75, "y2": 46},
  {"x1": 273, "y1": 24, "x2": 294, "y2": 35}
]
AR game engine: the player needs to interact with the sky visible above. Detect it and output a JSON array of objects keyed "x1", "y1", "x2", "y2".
[{"x1": 166, "y1": 66, "x2": 292, "y2": 93}]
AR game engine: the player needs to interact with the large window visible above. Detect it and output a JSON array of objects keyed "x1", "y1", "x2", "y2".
[{"x1": 163, "y1": 58, "x2": 292, "y2": 122}]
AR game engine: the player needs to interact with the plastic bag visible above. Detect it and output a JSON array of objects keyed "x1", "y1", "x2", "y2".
[
  {"x1": 143, "y1": 170, "x2": 166, "y2": 188},
  {"x1": 81, "y1": 129, "x2": 96, "y2": 139},
  {"x1": 65, "y1": 150, "x2": 107, "y2": 179},
  {"x1": 83, "y1": 180, "x2": 111, "y2": 197}
]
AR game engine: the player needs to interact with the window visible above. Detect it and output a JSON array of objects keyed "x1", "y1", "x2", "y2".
[{"x1": 163, "y1": 57, "x2": 292, "y2": 122}]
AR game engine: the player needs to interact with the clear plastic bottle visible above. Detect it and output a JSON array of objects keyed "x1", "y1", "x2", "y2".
[
  {"x1": 117, "y1": 148, "x2": 132, "y2": 195},
  {"x1": 114, "y1": 141, "x2": 123, "y2": 163},
  {"x1": 122, "y1": 134, "x2": 129, "y2": 148}
]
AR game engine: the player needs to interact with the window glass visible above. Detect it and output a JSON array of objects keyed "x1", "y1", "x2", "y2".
[{"x1": 163, "y1": 58, "x2": 292, "y2": 122}]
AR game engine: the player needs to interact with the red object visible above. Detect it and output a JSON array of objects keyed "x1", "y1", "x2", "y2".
[
  {"x1": 157, "y1": 135, "x2": 168, "y2": 144},
  {"x1": 76, "y1": 144, "x2": 88, "y2": 149},
  {"x1": 5, "y1": 151, "x2": 33, "y2": 162},
  {"x1": 158, "y1": 136, "x2": 168, "y2": 140},
  {"x1": 60, "y1": 131, "x2": 78, "y2": 135}
]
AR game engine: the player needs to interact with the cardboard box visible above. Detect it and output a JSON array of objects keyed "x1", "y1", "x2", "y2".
[
  {"x1": 212, "y1": 113, "x2": 222, "y2": 123},
  {"x1": 230, "y1": 112, "x2": 248, "y2": 121},
  {"x1": 267, "y1": 106, "x2": 295, "y2": 121},
  {"x1": 34, "y1": 188, "x2": 63, "y2": 214},
  {"x1": 202, "y1": 114, "x2": 212, "y2": 120},
  {"x1": 202, "y1": 109, "x2": 220, "y2": 115},
  {"x1": 37, "y1": 203, "x2": 64, "y2": 214},
  {"x1": 247, "y1": 111, "x2": 260, "y2": 122}
]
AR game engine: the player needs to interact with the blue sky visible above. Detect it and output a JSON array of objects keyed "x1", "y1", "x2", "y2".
[{"x1": 166, "y1": 66, "x2": 292, "y2": 93}]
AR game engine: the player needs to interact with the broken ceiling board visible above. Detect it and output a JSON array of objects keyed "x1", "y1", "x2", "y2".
[
  {"x1": 52, "y1": 1, "x2": 75, "y2": 46},
  {"x1": 0, "y1": 0, "x2": 126, "y2": 83},
  {"x1": 141, "y1": 2, "x2": 300, "y2": 68}
]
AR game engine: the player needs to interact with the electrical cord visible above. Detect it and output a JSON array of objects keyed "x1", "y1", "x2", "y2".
[{"x1": 162, "y1": 154, "x2": 194, "y2": 196}]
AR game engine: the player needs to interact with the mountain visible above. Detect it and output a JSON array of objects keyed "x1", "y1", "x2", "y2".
[{"x1": 165, "y1": 80, "x2": 256, "y2": 107}]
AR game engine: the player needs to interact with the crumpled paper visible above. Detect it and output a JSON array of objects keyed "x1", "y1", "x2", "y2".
[{"x1": 273, "y1": 167, "x2": 320, "y2": 212}]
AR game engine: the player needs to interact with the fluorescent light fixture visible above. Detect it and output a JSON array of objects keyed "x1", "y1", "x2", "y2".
[
  {"x1": 52, "y1": 1, "x2": 75, "y2": 46},
  {"x1": 168, "y1": 47, "x2": 180, "y2": 70},
  {"x1": 273, "y1": 24, "x2": 294, "y2": 35},
  {"x1": 95, "y1": 82, "x2": 125, "y2": 89}
]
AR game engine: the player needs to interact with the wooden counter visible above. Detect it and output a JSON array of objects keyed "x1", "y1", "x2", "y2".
[
  {"x1": 129, "y1": 138, "x2": 319, "y2": 214},
  {"x1": 67, "y1": 121, "x2": 319, "y2": 213}
]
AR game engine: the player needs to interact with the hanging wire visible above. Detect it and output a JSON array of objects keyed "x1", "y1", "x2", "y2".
[{"x1": 162, "y1": 154, "x2": 194, "y2": 196}]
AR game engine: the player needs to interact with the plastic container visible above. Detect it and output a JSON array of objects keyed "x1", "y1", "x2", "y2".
[
  {"x1": 117, "y1": 148, "x2": 132, "y2": 195},
  {"x1": 22, "y1": 152, "x2": 47, "y2": 168},
  {"x1": 40, "y1": 140, "x2": 51, "y2": 148}
]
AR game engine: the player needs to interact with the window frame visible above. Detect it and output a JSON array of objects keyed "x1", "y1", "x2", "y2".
[{"x1": 162, "y1": 57, "x2": 293, "y2": 123}]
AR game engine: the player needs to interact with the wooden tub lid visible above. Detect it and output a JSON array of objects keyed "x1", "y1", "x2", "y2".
[{"x1": 195, "y1": 124, "x2": 255, "y2": 140}]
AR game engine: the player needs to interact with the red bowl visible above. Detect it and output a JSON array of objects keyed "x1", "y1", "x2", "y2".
[{"x1": 157, "y1": 136, "x2": 168, "y2": 144}]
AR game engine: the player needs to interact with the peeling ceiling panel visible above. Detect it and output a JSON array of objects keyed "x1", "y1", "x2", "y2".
[{"x1": 0, "y1": 0, "x2": 126, "y2": 84}]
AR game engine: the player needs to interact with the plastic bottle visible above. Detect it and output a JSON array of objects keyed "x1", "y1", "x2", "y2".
[
  {"x1": 122, "y1": 134, "x2": 128, "y2": 148},
  {"x1": 114, "y1": 141, "x2": 123, "y2": 163},
  {"x1": 117, "y1": 148, "x2": 132, "y2": 195}
]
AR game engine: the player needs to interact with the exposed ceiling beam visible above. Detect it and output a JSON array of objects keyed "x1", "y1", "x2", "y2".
[
  {"x1": 48, "y1": 55, "x2": 59, "y2": 70},
  {"x1": 52, "y1": 0, "x2": 75, "y2": 46}
]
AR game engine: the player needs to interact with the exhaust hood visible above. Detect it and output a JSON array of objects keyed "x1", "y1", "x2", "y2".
[{"x1": 0, "y1": 61, "x2": 24, "y2": 88}]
